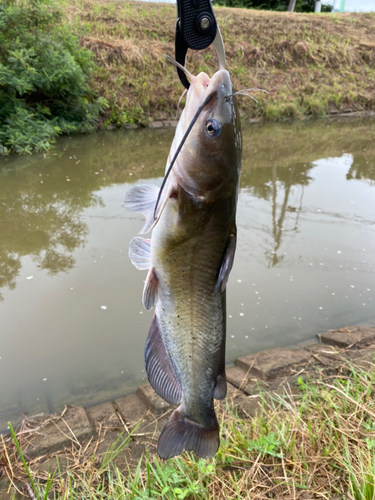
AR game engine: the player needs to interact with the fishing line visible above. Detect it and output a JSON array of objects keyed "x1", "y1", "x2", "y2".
[{"x1": 153, "y1": 92, "x2": 216, "y2": 220}]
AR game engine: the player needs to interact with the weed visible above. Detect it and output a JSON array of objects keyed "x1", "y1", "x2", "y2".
[
  {"x1": 2, "y1": 356, "x2": 375, "y2": 498},
  {"x1": 64, "y1": 0, "x2": 375, "y2": 126}
]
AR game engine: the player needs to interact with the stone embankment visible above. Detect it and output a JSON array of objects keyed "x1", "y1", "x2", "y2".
[{"x1": 1, "y1": 321, "x2": 375, "y2": 499}]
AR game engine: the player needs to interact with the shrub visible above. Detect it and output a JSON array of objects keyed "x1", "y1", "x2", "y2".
[{"x1": 0, "y1": 0, "x2": 106, "y2": 154}]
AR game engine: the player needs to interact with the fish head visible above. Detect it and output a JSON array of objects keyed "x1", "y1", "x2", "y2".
[{"x1": 174, "y1": 69, "x2": 242, "y2": 199}]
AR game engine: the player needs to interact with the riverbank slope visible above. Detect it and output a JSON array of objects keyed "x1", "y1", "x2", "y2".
[
  {"x1": 1, "y1": 321, "x2": 375, "y2": 498},
  {"x1": 66, "y1": 0, "x2": 375, "y2": 125}
]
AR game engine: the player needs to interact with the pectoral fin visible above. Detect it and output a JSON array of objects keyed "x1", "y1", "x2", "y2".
[
  {"x1": 215, "y1": 233, "x2": 236, "y2": 293},
  {"x1": 129, "y1": 237, "x2": 151, "y2": 270},
  {"x1": 122, "y1": 183, "x2": 173, "y2": 233},
  {"x1": 122, "y1": 184, "x2": 159, "y2": 234},
  {"x1": 143, "y1": 267, "x2": 158, "y2": 310},
  {"x1": 145, "y1": 314, "x2": 182, "y2": 405}
]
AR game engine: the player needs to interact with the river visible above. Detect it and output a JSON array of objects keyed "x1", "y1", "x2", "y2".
[{"x1": 1, "y1": 117, "x2": 375, "y2": 431}]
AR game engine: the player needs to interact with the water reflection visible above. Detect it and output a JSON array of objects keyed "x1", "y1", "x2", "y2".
[
  {"x1": 0, "y1": 118, "x2": 375, "y2": 431},
  {"x1": 246, "y1": 164, "x2": 314, "y2": 267},
  {"x1": 0, "y1": 128, "x2": 174, "y2": 302},
  {"x1": 347, "y1": 158, "x2": 375, "y2": 185},
  {"x1": 0, "y1": 180, "x2": 92, "y2": 300}
]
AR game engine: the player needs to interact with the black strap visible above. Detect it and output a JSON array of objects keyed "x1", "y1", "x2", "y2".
[{"x1": 175, "y1": 0, "x2": 218, "y2": 89}]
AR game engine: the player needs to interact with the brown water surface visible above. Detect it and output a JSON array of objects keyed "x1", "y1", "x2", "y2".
[{"x1": 1, "y1": 118, "x2": 375, "y2": 430}]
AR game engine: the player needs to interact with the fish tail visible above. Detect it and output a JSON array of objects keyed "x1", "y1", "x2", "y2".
[{"x1": 158, "y1": 405, "x2": 219, "y2": 459}]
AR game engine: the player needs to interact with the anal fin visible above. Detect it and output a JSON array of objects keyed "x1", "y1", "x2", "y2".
[
  {"x1": 213, "y1": 372, "x2": 227, "y2": 400},
  {"x1": 145, "y1": 314, "x2": 182, "y2": 405}
]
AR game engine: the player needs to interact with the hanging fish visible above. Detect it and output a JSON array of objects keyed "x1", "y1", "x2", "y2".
[{"x1": 123, "y1": 63, "x2": 242, "y2": 459}]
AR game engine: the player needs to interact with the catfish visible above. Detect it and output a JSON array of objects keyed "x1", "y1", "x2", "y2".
[{"x1": 123, "y1": 67, "x2": 242, "y2": 459}]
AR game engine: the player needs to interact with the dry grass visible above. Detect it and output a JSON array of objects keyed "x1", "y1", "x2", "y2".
[
  {"x1": 1, "y1": 352, "x2": 375, "y2": 499},
  {"x1": 65, "y1": 0, "x2": 375, "y2": 125}
]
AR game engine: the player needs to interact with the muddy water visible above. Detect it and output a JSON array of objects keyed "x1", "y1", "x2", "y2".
[{"x1": 1, "y1": 118, "x2": 375, "y2": 430}]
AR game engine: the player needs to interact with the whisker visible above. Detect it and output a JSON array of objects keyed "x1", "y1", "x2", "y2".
[
  {"x1": 235, "y1": 92, "x2": 258, "y2": 103},
  {"x1": 225, "y1": 87, "x2": 269, "y2": 102},
  {"x1": 176, "y1": 88, "x2": 187, "y2": 119},
  {"x1": 164, "y1": 54, "x2": 195, "y2": 81},
  {"x1": 234, "y1": 88, "x2": 270, "y2": 95}
]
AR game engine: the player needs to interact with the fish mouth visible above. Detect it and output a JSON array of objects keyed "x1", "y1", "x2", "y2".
[
  {"x1": 202, "y1": 71, "x2": 232, "y2": 107},
  {"x1": 188, "y1": 70, "x2": 231, "y2": 115}
]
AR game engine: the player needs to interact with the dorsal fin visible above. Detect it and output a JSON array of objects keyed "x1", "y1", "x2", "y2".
[{"x1": 145, "y1": 314, "x2": 182, "y2": 405}]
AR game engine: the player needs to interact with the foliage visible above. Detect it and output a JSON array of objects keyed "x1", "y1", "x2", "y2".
[{"x1": 0, "y1": 0, "x2": 107, "y2": 154}]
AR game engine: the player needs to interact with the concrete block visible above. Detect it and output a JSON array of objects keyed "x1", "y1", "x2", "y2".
[
  {"x1": 235, "y1": 348, "x2": 311, "y2": 380},
  {"x1": 347, "y1": 348, "x2": 375, "y2": 370},
  {"x1": 319, "y1": 327, "x2": 375, "y2": 348},
  {"x1": 269, "y1": 374, "x2": 308, "y2": 395},
  {"x1": 34, "y1": 455, "x2": 71, "y2": 477},
  {"x1": 137, "y1": 385, "x2": 171, "y2": 414},
  {"x1": 148, "y1": 121, "x2": 163, "y2": 129},
  {"x1": 235, "y1": 393, "x2": 274, "y2": 419},
  {"x1": 297, "y1": 338, "x2": 319, "y2": 349},
  {"x1": 305, "y1": 343, "x2": 341, "y2": 362},
  {"x1": 0, "y1": 478, "x2": 23, "y2": 499},
  {"x1": 23, "y1": 406, "x2": 95, "y2": 460},
  {"x1": 162, "y1": 120, "x2": 178, "y2": 127},
  {"x1": 242, "y1": 379, "x2": 270, "y2": 396},
  {"x1": 235, "y1": 396, "x2": 263, "y2": 418},
  {"x1": 226, "y1": 382, "x2": 242, "y2": 399},
  {"x1": 226, "y1": 366, "x2": 251, "y2": 389},
  {"x1": 114, "y1": 393, "x2": 149, "y2": 424},
  {"x1": 86, "y1": 402, "x2": 121, "y2": 431},
  {"x1": 283, "y1": 345, "x2": 301, "y2": 351},
  {"x1": 94, "y1": 430, "x2": 146, "y2": 470},
  {"x1": 0, "y1": 479, "x2": 9, "y2": 494}
]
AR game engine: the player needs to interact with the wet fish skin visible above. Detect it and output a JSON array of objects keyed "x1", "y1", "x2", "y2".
[{"x1": 124, "y1": 69, "x2": 241, "y2": 459}]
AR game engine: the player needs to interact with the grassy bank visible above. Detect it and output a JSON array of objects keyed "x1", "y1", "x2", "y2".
[
  {"x1": 65, "y1": 0, "x2": 375, "y2": 125},
  {"x1": 2, "y1": 354, "x2": 375, "y2": 499}
]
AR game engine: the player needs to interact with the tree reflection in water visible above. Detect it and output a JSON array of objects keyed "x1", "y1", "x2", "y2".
[
  {"x1": 0, "y1": 127, "x2": 173, "y2": 301},
  {"x1": 243, "y1": 163, "x2": 313, "y2": 267},
  {"x1": 240, "y1": 118, "x2": 375, "y2": 268},
  {"x1": 0, "y1": 186, "x2": 94, "y2": 301},
  {"x1": 1, "y1": 118, "x2": 375, "y2": 298}
]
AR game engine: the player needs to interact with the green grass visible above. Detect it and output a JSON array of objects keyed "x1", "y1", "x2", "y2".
[
  {"x1": 63, "y1": 0, "x2": 375, "y2": 126},
  {"x1": 5, "y1": 356, "x2": 375, "y2": 499}
]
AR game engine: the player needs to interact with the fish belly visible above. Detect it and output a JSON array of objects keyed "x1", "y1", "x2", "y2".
[{"x1": 150, "y1": 196, "x2": 233, "y2": 458}]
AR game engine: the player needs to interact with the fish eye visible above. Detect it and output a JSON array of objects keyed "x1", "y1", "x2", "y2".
[{"x1": 205, "y1": 119, "x2": 222, "y2": 138}]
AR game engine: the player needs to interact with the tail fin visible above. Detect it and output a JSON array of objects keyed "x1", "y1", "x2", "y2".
[{"x1": 158, "y1": 406, "x2": 220, "y2": 459}]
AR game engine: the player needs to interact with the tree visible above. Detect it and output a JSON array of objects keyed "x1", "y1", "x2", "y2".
[
  {"x1": 288, "y1": 0, "x2": 297, "y2": 11},
  {"x1": 0, "y1": 0, "x2": 107, "y2": 154}
]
